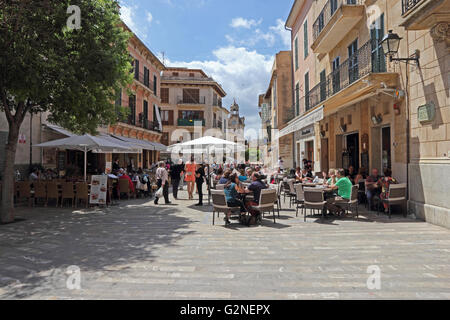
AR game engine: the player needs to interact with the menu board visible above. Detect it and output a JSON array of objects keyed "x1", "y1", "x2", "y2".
[{"x1": 89, "y1": 175, "x2": 107, "y2": 205}]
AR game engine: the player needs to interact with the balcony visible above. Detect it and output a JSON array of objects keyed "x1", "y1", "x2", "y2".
[
  {"x1": 311, "y1": 0, "x2": 365, "y2": 54},
  {"x1": 141, "y1": 120, "x2": 162, "y2": 133},
  {"x1": 400, "y1": 0, "x2": 450, "y2": 30},
  {"x1": 302, "y1": 40, "x2": 398, "y2": 114},
  {"x1": 177, "y1": 118, "x2": 205, "y2": 127},
  {"x1": 134, "y1": 71, "x2": 155, "y2": 94},
  {"x1": 177, "y1": 96, "x2": 206, "y2": 105}
]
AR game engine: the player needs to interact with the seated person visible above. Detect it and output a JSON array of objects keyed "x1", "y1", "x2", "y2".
[
  {"x1": 214, "y1": 168, "x2": 224, "y2": 181},
  {"x1": 365, "y1": 168, "x2": 382, "y2": 210},
  {"x1": 218, "y1": 169, "x2": 231, "y2": 184},
  {"x1": 326, "y1": 169, "x2": 352, "y2": 215},
  {"x1": 378, "y1": 168, "x2": 398, "y2": 213},
  {"x1": 246, "y1": 172, "x2": 268, "y2": 204},
  {"x1": 119, "y1": 169, "x2": 135, "y2": 193},
  {"x1": 324, "y1": 169, "x2": 337, "y2": 186},
  {"x1": 223, "y1": 174, "x2": 247, "y2": 225},
  {"x1": 238, "y1": 169, "x2": 248, "y2": 182},
  {"x1": 355, "y1": 167, "x2": 367, "y2": 184},
  {"x1": 346, "y1": 165, "x2": 356, "y2": 183},
  {"x1": 295, "y1": 167, "x2": 303, "y2": 181}
]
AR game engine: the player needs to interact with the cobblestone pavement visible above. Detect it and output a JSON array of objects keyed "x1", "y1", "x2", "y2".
[{"x1": 1, "y1": 188, "x2": 450, "y2": 300}]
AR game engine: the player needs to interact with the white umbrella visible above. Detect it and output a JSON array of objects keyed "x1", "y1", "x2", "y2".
[{"x1": 35, "y1": 134, "x2": 132, "y2": 181}]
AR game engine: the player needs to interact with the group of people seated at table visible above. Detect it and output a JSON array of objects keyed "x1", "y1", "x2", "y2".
[{"x1": 218, "y1": 171, "x2": 269, "y2": 225}]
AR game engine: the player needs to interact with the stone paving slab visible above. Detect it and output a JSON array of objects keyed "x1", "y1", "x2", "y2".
[{"x1": 0, "y1": 188, "x2": 449, "y2": 300}]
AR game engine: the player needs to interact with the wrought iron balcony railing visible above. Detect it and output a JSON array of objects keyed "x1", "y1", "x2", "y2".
[
  {"x1": 313, "y1": 0, "x2": 362, "y2": 42},
  {"x1": 177, "y1": 96, "x2": 206, "y2": 105},
  {"x1": 304, "y1": 39, "x2": 386, "y2": 112},
  {"x1": 402, "y1": 0, "x2": 423, "y2": 15},
  {"x1": 177, "y1": 118, "x2": 205, "y2": 126},
  {"x1": 134, "y1": 71, "x2": 155, "y2": 93}
]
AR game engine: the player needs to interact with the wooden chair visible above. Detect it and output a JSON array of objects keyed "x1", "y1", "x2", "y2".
[
  {"x1": 294, "y1": 184, "x2": 305, "y2": 217},
  {"x1": 46, "y1": 182, "x2": 59, "y2": 207},
  {"x1": 17, "y1": 181, "x2": 32, "y2": 207},
  {"x1": 61, "y1": 182, "x2": 75, "y2": 208},
  {"x1": 252, "y1": 189, "x2": 277, "y2": 224},
  {"x1": 33, "y1": 181, "x2": 47, "y2": 206},
  {"x1": 75, "y1": 182, "x2": 89, "y2": 208},
  {"x1": 303, "y1": 187, "x2": 326, "y2": 221},
  {"x1": 380, "y1": 183, "x2": 407, "y2": 219},
  {"x1": 211, "y1": 190, "x2": 241, "y2": 226},
  {"x1": 118, "y1": 179, "x2": 135, "y2": 200}
]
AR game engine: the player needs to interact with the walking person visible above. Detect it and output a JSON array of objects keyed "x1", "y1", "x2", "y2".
[
  {"x1": 170, "y1": 159, "x2": 183, "y2": 200},
  {"x1": 195, "y1": 163, "x2": 205, "y2": 206},
  {"x1": 184, "y1": 156, "x2": 196, "y2": 200},
  {"x1": 154, "y1": 161, "x2": 171, "y2": 205}
]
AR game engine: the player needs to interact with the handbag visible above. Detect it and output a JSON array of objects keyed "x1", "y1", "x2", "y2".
[{"x1": 155, "y1": 187, "x2": 163, "y2": 198}]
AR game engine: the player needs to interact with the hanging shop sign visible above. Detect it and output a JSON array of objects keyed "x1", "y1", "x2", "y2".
[{"x1": 279, "y1": 105, "x2": 324, "y2": 138}]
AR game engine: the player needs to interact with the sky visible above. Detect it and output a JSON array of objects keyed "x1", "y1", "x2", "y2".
[{"x1": 119, "y1": 0, "x2": 293, "y2": 133}]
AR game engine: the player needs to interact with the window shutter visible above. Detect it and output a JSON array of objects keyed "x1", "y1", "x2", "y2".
[
  {"x1": 168, "y1": 110, "x2": 174, "y2": 125},
  {"x1": 304, "y1": 20, "x2": 308, "y2": 58}
]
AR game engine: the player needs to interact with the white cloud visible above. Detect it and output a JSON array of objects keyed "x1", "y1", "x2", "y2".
[
  {"x1": 230, "y1": 17, "x2": 262, "y2": 29},
  {"x1": 120, "y1": 5, "x2": 137, "y2": 30},
  {"x1": 165, "y1": 46, "x2": 274, "y2": 131},
  {"x1": 269, "y1": 19, "x2": 291, "y2": 47},
  {"x1": 146, "y1": 12, "x2": 153, "y2": 24}
]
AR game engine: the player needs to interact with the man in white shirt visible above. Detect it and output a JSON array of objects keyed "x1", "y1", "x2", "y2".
[
  {"x1": 154, "y1": 161, "x2": 171, "y2": 205},
  {"x1": 277, "y1": 157, "x2": 284, "y2": 171}
]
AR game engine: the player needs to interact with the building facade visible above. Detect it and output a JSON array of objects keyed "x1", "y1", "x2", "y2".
[
  {"x1": 259, "y1": 51, "x2": 295, "y2": 169},
  {"x1": 227, "y1": 100, "x2": 246, "y2": 163},
  {"x1": 281, "y1": 0, "x2": 449, "y2": 227},
  {"x1": 106, "y1": 23, "x2": 165, "y2": 171},
  {"x1": 160, "y1": 68, "x2": 228, "y2": 148}
]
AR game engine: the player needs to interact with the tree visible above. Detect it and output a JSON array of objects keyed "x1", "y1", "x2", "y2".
[{"x1": 0, "y1": 0, "x2": 132, "y2": 223}]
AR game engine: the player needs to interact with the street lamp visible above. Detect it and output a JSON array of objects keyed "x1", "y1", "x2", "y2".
[{"x1": 380, "y1": 30, "x2": 420, "y2": 66}]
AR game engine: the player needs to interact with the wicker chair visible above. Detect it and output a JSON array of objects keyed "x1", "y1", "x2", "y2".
[
  {"x1": 303, "y1": 187, "x2": 327, "y2": 221},
  {"x1": 75, "y1": 182, "x2": 89, "y2": 208},
  {"x1": 61, "y1": 182, "x2": 75, "y2": 208},
  {"x1": 252, "y1": 189, "x2": 278, "y2": 224},
  {"x1": 380, "y1": 183, "x2": 407, "y2": 219},
  {"x1": 118, "y1": 179, "x2": 135, "y2": 200},
  {"x1": 46, "y1": 182, "x2": 59, "y2": 207},
  {"x1": 337, "y1": 185, "x2": 359, "y2": 219},
  {"x1": 211, "y1": 190, "x2": 241, "y2": 226},
  {"x1": 294, "y1": 184, "x2": 305, "y2": 217}
]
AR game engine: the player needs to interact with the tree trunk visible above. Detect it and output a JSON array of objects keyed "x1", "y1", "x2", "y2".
[{"x1": 0, "y1": 122, "x2": 20, "y2": 223}]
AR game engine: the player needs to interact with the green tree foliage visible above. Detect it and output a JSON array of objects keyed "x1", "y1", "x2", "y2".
[{"x1": 0, "y1": 0, "x2": 132, "y2": 222}]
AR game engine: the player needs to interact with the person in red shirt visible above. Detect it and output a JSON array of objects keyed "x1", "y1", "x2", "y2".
[{"x1": 119, "y1": 169, "x2": 135, "y2": 193}]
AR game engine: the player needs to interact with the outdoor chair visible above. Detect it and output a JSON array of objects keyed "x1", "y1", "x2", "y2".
[
  {"x1": 303, "y1": 187, "x2": 326, "y2": 222},
  {"x1": 215, "y1": 184, "x2": 226, "y2": 191},
  {"x1": 46, "y1": 182, "x2": 59, "y2": 207},
  {"x1": 75, "y1": 182, "x2": 89, "y2": 208},
  {"x1": 294, "y1": 184, "x2": 305, "y2": 217},
  {"x1": 253, "y1": 189, "x2": 277, "y2": 224},
  {"x1": 337, "y1": 185, "x2": 359, "y2": 219},
  {"x1": 269, "y1": 183, "x2": 281, "y2": 216},
  {"x1": 118, "y1": 179, "x2": 135, "y2": 200},
  {"x1": 17, "y1": 181, "x2": 32, "y2": 207},
  {"x1": 61, "y1": 182, "x2": 75, "y2": 208},
  {"x1": 33, "y1": 181, "x2": 47, "y2": 206},
  {"x1": 211, "y1": 190, "x2": 241, "y2": 226},
  {"x1": 282, "y1": 180, "x2": 296, "y2": 207},
  {"x1": 380, "y1": 183, "x2": 407, "y2": 219}
]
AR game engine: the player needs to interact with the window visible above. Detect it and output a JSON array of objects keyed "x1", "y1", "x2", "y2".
[
  {"x1": 304, "y1": 72, "x2": 310, "y2": 110},
  {"x1": 320, "y1": 70, "x2": 326, "y2": 102},
  {"x1": 331, "y1": 0, "x2": 338, "y2": 15},
  {"x1": 348, "y1": 39, "x2": 359, "y2": 84},
  {"x1": 161, "y1": 132, "x2": 169, "y2": 146},
  {"x1": 128, "y1": 95, "x2": 136, "y2": 125},
  {"x1": 143, "y1": 100, "x2": 148, "y2": 121},
  {"x1": 371, "y1": 13, "x2": 386, "y2": 73},
  {"x1": 273, "y1": 78, "x2": 277, "y2": 108},
  {"x1": 153, "y1": 75, "x2": 157, "y2": 95},
  {"x1": 179, "y1": 110, "x2": 204, "y2": 120},
  {"x1": 332, "y1": 56, "x2": 341, "y2": 94},
  {"x1": 144, "y1": 67, "x2": 149, "y2": 87},
  {"x1": 115, "y1": 89, "x2": 122, "y2": 107},
  {"x1": 294, "y1": 37, "x2": 299, "y2": 70},
  {"x1": 160, "y1": 110, "x2": 173, "y2": 125},
  {"x1": 172, "y1": 72, "x2": 179, "y2": 76},
  {"x1": 134, "y1": 59, "x2": 139, "y2": 80},
  {"x1": 348, "y1": 114, "x2": 352, "y2": 125},
  {"x1": 295, "y1": 82, "x2": 300, "y2": 116},
  {"x1": 303, "y1": 20, "x2": 308, "y2": 59},
  {"x1": 161, "y1": 88, "x2": 169, "y2": 104},
  {"x1": 182, "y1": 89, "x2": 200, "y2": 103},
  {"x1": 189, "y1": 73, "x2": 195, "y2": 77}
]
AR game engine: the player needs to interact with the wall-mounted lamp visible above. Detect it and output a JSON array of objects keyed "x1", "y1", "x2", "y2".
[
  {"x1": 371, "y1": 114, "x2": 383, "y2": 125},
  {"x1": 320, "y1": 131, "x2": 326, "y2": 138},
  {"x1": 380, "y1": 30, "x2": 420, "y2": 66},
  {"x1": 339, "y1": 124, "x2": 347, "y2": 133}
]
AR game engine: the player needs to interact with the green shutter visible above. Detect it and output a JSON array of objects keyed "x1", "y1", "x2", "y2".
[
  {"x1": 304, "y1": 20, "x2": 308, "y2": 58},
  {"x1": 294, "y1": 38, "x2": 299, "y2": 70}
]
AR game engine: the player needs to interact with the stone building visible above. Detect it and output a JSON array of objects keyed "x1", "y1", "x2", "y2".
[
  {"x1": 282, "y1": 0, "x2": 449, "y2": 227},
  {"x1": 259, "y1": 51, "x2": 294, "y2": 169},
  {"x1": 160, "y1": 68, "x2": 228, "y2": 147},
  {"x1": 227, "y1": 100, "x2": 246, "y2": 163}
]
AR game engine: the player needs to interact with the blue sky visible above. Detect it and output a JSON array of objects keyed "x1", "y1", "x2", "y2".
[{"x1": 120, "y1": 0, "x2": 293, "y2": 133}]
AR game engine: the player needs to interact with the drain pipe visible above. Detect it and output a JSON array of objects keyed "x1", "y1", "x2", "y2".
[{"x1": 285, "y1": 24, "x2": 297, "y2": 167}]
